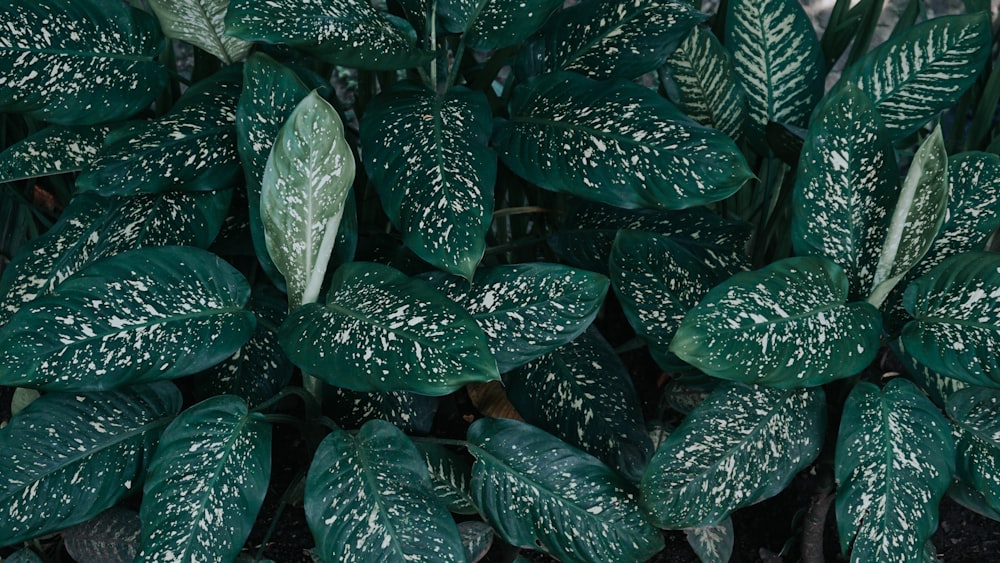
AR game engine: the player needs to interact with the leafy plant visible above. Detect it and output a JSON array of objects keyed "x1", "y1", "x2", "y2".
[{"x1": 0, "y1": 0, "x2": 999, "y2": 562}]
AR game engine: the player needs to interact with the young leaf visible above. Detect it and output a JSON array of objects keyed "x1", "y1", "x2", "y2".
[
  {"x1": 63, "y1": 507, "x2": 141, "y2": 563},
  {"x1": 0, "y1": 124, "x2": 112, "y2": 184},
  {"x1": 0, "y1": 0, "x2": 167, "y2": 125},
  {"x1": 279, "y1": 262, "x2": 498, "y2": 395},
  {"x1": 641, "y1": 383, "x2": 825, "y2": 528},
  {"x1": 326, "y1": 388, "x2": 439, "y2": 435},
  {"x1": 835, "y1": 379, "x2": 954, "y2": 563},
  {"x1": 138, "y1": 395, "x2": 271, "y2": 561},
  {"x1": 0, "y1": 383, "x2": 182, "y2": 545},
  {"x1": 468, "y1": 417, "x2": 665, "y2": 561},
  {"x1": 947, "y1": 386, "x2": 1000, "y2": 516},
  {"x1": 670, "y1": 256, "x2": 882, "y2": 387},
  {"x1": 147, "y1": 0, "x2": 252, "y2": 64},
  {"x1": 438, "y1": 0, "x2": 563, "y2": 49},
  {"x1": 361, "y1": 82, "x2": 496, "y2": 279},
  {"x1": 305, "y1": 420, "x2": 465, "y2": 562},
  {"x1": 0, "y1": 246, "x2": 256, "y2": 391},
  {"x1": 494, "y1": 72, "x2": 752, "y2": 210},
  {"x1": 415, "y1": 442, "x2": 478, "y2": 515},
  {"x1": 685, "y1": 516, "x2": 735, "y2": 563}
]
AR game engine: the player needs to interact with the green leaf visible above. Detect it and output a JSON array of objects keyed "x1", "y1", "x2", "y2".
[
  {"x1": 839, "y1": 13, "x2": 992, "y2": 138},
  {"x1": 459, "y1": 520, "x2": 494, "y2": 563},
  {"x1": 138, "y1": 395, "x2": 271, "y2": 561},
  {"x1": 148, "y1": 0, "x2": 252, "y2": 64},
  {"x1": 225, "y1": 0, "x2": 432, "y2": 70},
  {"x1": 894, "y1": 342, "x2": 969, "y2": 408},
  {"x1": 0, "y1": 124, "x2": 112, "y2": 184},
  {"x1": 671, "y1": 256, "x2": 882, "y2": 387},
  {"x1": 9, "y1": 388, "x2": 40, "y2": 417},
  {"x1": 685, "y1": 516, "x2": 734, "y2": 563},
  {"x1": 516, "y1": 0, "x2": 704, "y2": 80},
  {"x1": 661, "y1": 374, "x2": 718, "y2": 414},
  {"x1": 279, "y1": 262, "x2": 498, "y2": 394},
  {"x1": 726, "y1": 0, "x2": 825, "y2": 138},
  {"x1": 438, "y1": 0, "x2": 563, "y2": 50},
  {"x1": 468, "y1": 417, "x2": 664, "y2": 561},
  {"x1": 835, "y1": 378, "x2": 954, "y2": 562},
  {"x1": 326, "y1": 388, "x2": 438, "y2": 435},
  {"x1": 948, "y1": 386, "x2": 1000, "y2": 517},
  {"x1": 3, "y1": 550, "x2": 42, "y2": 563},
  {"x1": 361, "y1": 82, "x2": 496, "y2": 279},
  {"x1": 421, "y1": 262, "x2": 609, "y2": 373},
  {"x1": 415, "y1": 442, "x2": 478, "y2": 515},
  {"x1": 0, "y1": 383, "x2": 182, "y2": 545},
  {"x1": 0, "y1": 246, "x2": 255, "y2": 391},
  {"x1": 305, "y1": 420, "x2": 465, "y2": 562},
  {"x1": 948, "y1": 479, "x2": 1000, "y2": 522},
  {"x1": 900, "y1": 251, "x2": 1000, "y2": 387},
  {"x1": 262, "y1": 90, "x2": 356, "y2": 308},
  {"x1": 494, "y1": 72, "x2": 752, "y2": 210},
  {"x1": 64, "y1": 507, "x2": 141, "y2": 563},
  {"x1": 0, "y1": 0, "x2": 167, "y2": 125},
  {"x1": 641, "y1": 383, "x2": 825, "y2": 528},
  {"x1": 791, "y1": 82, "x2": 898, "y2": 300}
]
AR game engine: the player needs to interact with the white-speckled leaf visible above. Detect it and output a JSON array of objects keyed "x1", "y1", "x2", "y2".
[
  {"x1": 839, "y1": 13, "x2": 991, "y2": 138},
  {"x1": 361, "y1": 82, "x2": 495, "y2": 279},
  {"x1": 685, "y1": 516, "x2": 734, "y2": 563},
  {"x1": 421, "y1": 262, "x2": 609, "y2": 373},
  {"x1": 661, "y1": 374, "x2": 718, "y2": 414},
  {"x1": 0, "y1": 0, "x2": 167, "y2": 125},
  {"x1": 726, "y1": 0, "x2": 824, "y2": 139},
  {"x1": 326, "y1": 388, "x2": 439, "y2": 435},
  {"x1": 948, "y1": 479, "x2": 1000, "y2": 522},
  {"x1": 279, "y1": 262, "x2": 498, "y2": 394},
  {"x1": 64, "y1": 507, "x2": 141, "y2": 563},
  {"x1": 459, "y1": 520, "x2": 494, "y2": 563},
  {"x1": 641, "y1": 383, "x2": 825, "y2": 528},
  {"x1": 494, "y1": 72, "x2": 752, "y2": 210},
  {"x1": 148, "y1": 0, "x2": 251, "y2": 64},
  {"x1": 504, "y1": 328, "x2": 653, "y2": 483},
  {"x1": 835, "y1": 379, "x2": 954, "y2": 562},
  {"x1": 0, "y1": 382, "x2": 181, "y2": 545},
  {"x1": 0, "y1": 246, "x2": 255, "y2": 391},
  {"x1": 947, "y1": 386, "x2": 1000, "y2": 517},
  {"x1": 671, "y1": 256, "x2": 882, "y2": 387},
  {"x1": 138, "y1": 395, "x2": 271, "y2": 562},
  {"x1": 305, "y1": 420, "x2": 465, "y2": 562},
  {"x1": 900, "y1": 251, "x2": 1000, "y2": 387},
  {"x1": 439, "y1": 0, "x2": 563, "y2": 49},
  {"x1": 0, "y1": 124, "x2": 112, "y2": 184},
  {"x1": 791, "y1": 83, "x2": 899, "y2": 300},
  {"x1": 415, "y1": 442, "x2": 478, "y2": 515},
  {"x1": 468, "y1": 417, "x2": 664, "y2": 561},
  {"x1": 894, "y1": 342, "x2": 970, "y2": 407}
]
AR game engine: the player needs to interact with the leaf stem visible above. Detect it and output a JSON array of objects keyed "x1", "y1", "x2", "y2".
[
  {"x1": 445, "y1": 36, "x2": 466, "y2": 92},
  {"x1": 409, "y1": 436, "x2": 470, "y2": 449},
  {"x1": 492, "y1": 206, "x2": 551, "y2": 218}
]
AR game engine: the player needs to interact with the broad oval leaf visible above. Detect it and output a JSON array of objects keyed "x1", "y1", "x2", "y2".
[
  {"x1": 0, "y1": 0, "x2": 167, "y2": 125},
  {"x1": 305, "y1": 420, "x2": 465, "y2": 562},
  {"x1": 326, "y1": 388, "x2": 439, "y2": 435},
  {"x1": 138, "y1": 395, "x2": 271, "y2": 561},
  {"x1": 439, "y1": 0, "x2": 563, "y2": 50},
  {"x1": 0, "y1": 124, "x2": 112, "y2": 184},
  {"x1": 361, "y1": 82, "x2": 496, "y2": 279},
  {"x1": 640, "y1": 383, "x2": 825, "y2": 528},
  {"x1": 0, "y1": 246, "x2": 255, "y2": 391},
  {"x1": 948, "y1": 386, "x2": 1000, "y2": 516},
  {"x1": 468, "y1": 417, "x2": 664, "y2": 561},
  {"x1": 415, "y1": 442, "x2": 478, "y2": 515},
  {"x1": 148, "y1": 0, "x2": 252, "y2": 64},
  {"x1": 685, "y1": 516, "x2": 734, "y2": 563},
  {"x1": 279, "y1": 262, "x2": 498, "y2": 394},
  {"x1": 64, "y1": 507, "x2": 141, "y2": 563},
  {"x1": 670, "y1": 256, "x2": 882, "y2": 387},
  {"x1": 494, "y1": 72, "x2": 752, "y2": 210},
  {"x1": 895, "y1": 342, "x2": 969, "y2": 408},
  {"x1": 835, "y1": 378, "x2": 954, "y2": 562},
  {"x1": 0, "y1": 383, "x2": 182, "y2": 545}
]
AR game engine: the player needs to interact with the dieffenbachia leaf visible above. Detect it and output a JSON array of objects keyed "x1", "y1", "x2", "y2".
[
  {"x1": 148, "y1": 0, "x2": 252, "y2": 64},
  {"x1": 262, "y1": 90, "x2": 355, "y2": 308},
  {"x1": 326, "y1": 388, "x2": 439, "y2": 435},
  {"x1": 726, "y1": 0, "x2": 824, "y2": 139},
  {"x1": 504, "y1": 328, "x2": 653, "y2": 483},
  {"x1": 0, "y1": 246, "x2": 255, "y2": 391},
  {"x1": 63, "y1": 507, "x2": 142, "y2": 563},
  {"x1": 0, "y1": 0, "x2": 167, "y2": 125},
  {"x1": 361, "y1": 82, "x2": 496, "y2": 279},
  {"x1": 835, "y1": 378, "x2": 954, "y2": 563},
  {"x1": 279, "y1": 262, "x2": 498, "y2": 394},
  {"x1": 459, "y1": 521, "x2": 494, "y2": 563},
  {"x1": 305, "y1": 420, "x2": 465, "y2": 562},
  {"x1": 468, "y1": 417, "x2": 664, "y2": 561},
  {"x1": 894, "y1": 342, "x2": 969, "y2": 408},
  {"x1": 948, "y1": 479, "x2": 1000, "y2": 522},
  {"x1": 685, "y1": 516, "x2": 734, "y2": 563},
  {"x1": 839, "y1": 13, "x2": 992, "y2": 138},
  {"x1": 137, "y1": 395, "x2": 271, "y2": 561},
  {"x1": 3, "y1": 550, "x2": 41, "y2": 563},
  {"x1": 494, "y1": 72, "x2": 752, "y2": 210},
  {"x1": 421, "y1": 262, "x2": 608, "y2": 373},
  {"x1": 0, "y1": 190, "x2": 232, "y2": 325},
  {"x1": 671, "y1": 256, "x2": 882, "y2": 387},
  {"x1": 899, "y1": 251, "x2": 1000, "y2": 387},
  {"x1": 662, "y1": 26, "x2": 746, "y2": 141},
  {"x1": 516, "y1": 0, "x2": 704, "y2": 80},
  {"x1": 76, "y1": 67, "x2": 242, "y2": 196},
  {"x1": 415, "y1": 442, "x2": 478, "y2": 515},
  {"x1": 947, "y1": 386, "x2": 1000, "y2": 517},
  {"x1": 661, "y1": 374, "x2": 718, "y2": 414},
  {"x1": 791, "y1": 82, "x2": 898, "y2": 300},
  {"x1": 438, "y1": 0, "x2": 563, "y2": 50},
  {"x1": 641, "y1": 383, "x2": 825, "y2": 528},
  {"x1": 0, "y1": 383, "x2": 182, "y2": 545},
  {"x1": 225, "y1": 0, "x2": 432, "y2": 70},
  {"x1": 0, "y1": 124, "x2": 112, "y2": 184}
]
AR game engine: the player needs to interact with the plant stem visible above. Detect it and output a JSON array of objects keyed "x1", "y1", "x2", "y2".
[{"x1": 409, "y1": 436, "x2": 470, "y2": 449}]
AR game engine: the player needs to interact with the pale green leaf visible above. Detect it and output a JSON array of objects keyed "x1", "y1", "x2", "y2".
[{"x1": 148, "y1": 0, "x2": 252, "y2": 64}]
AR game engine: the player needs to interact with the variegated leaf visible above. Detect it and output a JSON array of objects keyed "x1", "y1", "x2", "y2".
[
  {"x1": 415, "y1": 442, "x2": 478, "y2": 515},
  {"x1": 279, "y1": 262, "x2": 498, "y2": 394},
  {"x1": 148, "y1": 0, "x2": 252, "y2": 64},
  {"x1": 326, "y1": 388, "x2": 438, "y2": 435},
  {"x1": 0, "y1": 124, "x2": 112, "y2": 184},
  {"x1": 641, "y1": 383, "x2": 825, "y2": 528},
  {"x1": 494, "y1": 72, "x2": 752, "y2": 210},
  {"x1": 835, "y1": 379, "x2": 954, "y2": 563},
  {"x1": 0, "y1": 0, "x2": 167, "y2": 125},
  {"x1": 661, "y1": 374, "x2": 718, "y2": 414},
  {"x1": 948, "y1": 386, "x2": 1000, "y2": 517},
  {"x1": 0, "y1": 383, "x2": 182, "y2": 545},
  {"x1": 64, "y1": 507, "x2": 141, "y2": 563},
  {"x1": 894, "y1": 342, "x2": 969, "y2": 407},
  {"x1": 948, "y1": 479, "x2": 1000, "y2": 522},
  {"x1": 685, "y1": 516, "x2": 734, "y2": 563},
  {"x1": 671, "y1": 256, "x2": 882, "y2": 387},
  {"x1": 468, "y1": 417, "x2": 664, "y2": 561},
  {"x1": 0, "y1": 246, "x2": 255, "y2": 391},
  {"x1": 459, "y1": 521, "x2": 494, "y2": 563},
  {"x1": 305, "y1": 420, "x2": 465, "y2": 562},
  {"x1": 438, "y1": 0, "x2": 563, "y2": 50}
]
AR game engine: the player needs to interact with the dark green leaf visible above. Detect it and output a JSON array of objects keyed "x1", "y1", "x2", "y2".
[
  {"x1": 894, "y1": 342, "x2": 970, "y2": 408},
  {"x1": 459, "y1": 521, "x2": 494, "y2": 563},
  {"x1": 2, "y1": 549, "x2": 41, "y2": 563},
  {"x1": 661, "y1": 374, "x2": 718, "y2": 414},
  {"x1": 0, "y1": 124, "x2": 112, "y2": 184},
  {"x1": 948, "y1": 386, "x2": 1000, "y2": 518},
  {"x1": 685, "y1": 516, "x2": 734, "y2": 563},
  {"x1": 148, "y1": 0, "x2": 252, "y2": 64},
  {"x1": 64, "y1": 507, "x2": 141, "y2": 563},
  {"x1": 439, "y1": 0, "x2": 563, "y2": 49},
  {"x1": 948, "y1": 479, "x2": 1000, "y2": 522},
  {"x1": 415, "y1": 442, "x2": 478, "y2": 515},
  {"x1": 325, "y1": 388, "x2": 438, "y2": 435}
]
